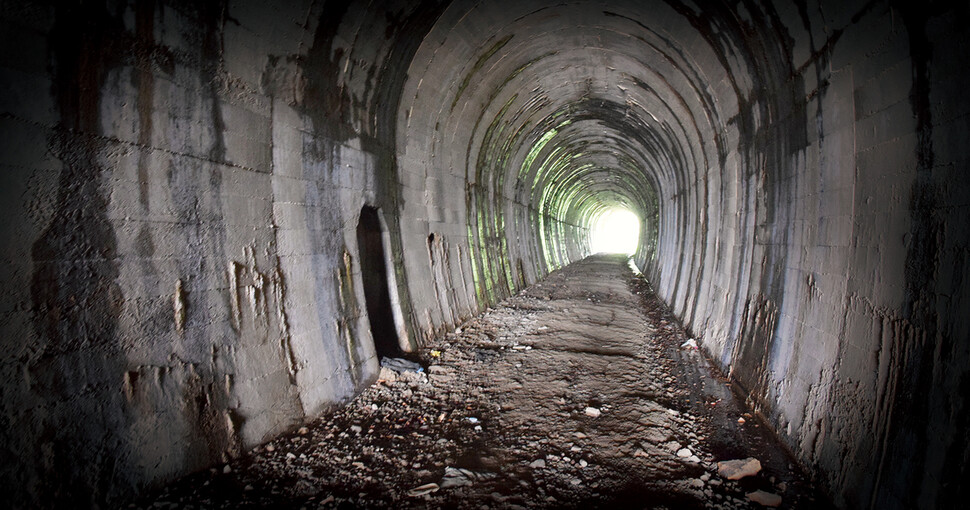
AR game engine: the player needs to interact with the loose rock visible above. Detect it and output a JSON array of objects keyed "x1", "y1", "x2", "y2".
[
  {"x1": 747, "y1": 490, "x2": 782, "y2": 507},
  {"x1": 717, "y1": 457, "x2": 762, "y2": 480},
  {"x1": 407, "y1": 483, "x2": 440, "y2": 497}
]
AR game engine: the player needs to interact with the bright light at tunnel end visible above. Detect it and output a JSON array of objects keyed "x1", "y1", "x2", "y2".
[{"x1": 590, "y1": 208, "x2": 640, "y2": 255}]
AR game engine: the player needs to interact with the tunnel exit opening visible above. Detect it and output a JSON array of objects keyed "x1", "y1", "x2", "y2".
[
  {"x1": 356, "y1": 205, "x2": 402, "y2": 359},
  {"x1": 590, "y1": 208, "x2": 640, "y2": 255}
]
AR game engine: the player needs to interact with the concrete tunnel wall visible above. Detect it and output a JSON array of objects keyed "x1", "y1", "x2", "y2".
[{"x1": 0, "y1": 0, "x2": 967, "y2": 508}]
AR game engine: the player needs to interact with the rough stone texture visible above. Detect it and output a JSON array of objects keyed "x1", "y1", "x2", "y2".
[{"x1": 0, "y1": 0, "x2": 968, "y2": 509}]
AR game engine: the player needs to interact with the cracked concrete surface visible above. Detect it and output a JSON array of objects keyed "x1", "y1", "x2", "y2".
[{"x1": 134, "y1": 255, "x2": 827, "y2": 509}]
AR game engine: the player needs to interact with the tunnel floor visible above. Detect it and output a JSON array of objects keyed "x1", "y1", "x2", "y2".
[{"x1": 133, "y1": 255, "x2": 831, "y2": 509}]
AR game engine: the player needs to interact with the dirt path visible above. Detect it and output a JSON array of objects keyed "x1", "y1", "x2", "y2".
[{"x1": 133, "y1": 255, "x2": 830, "y2": 509}]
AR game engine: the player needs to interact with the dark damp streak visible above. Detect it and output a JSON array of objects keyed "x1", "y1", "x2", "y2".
[
  {"x1": 302, "y1": 0, "x2": 355, "y2": 144},
  {"x1": 875, "y1": 3, "x2": 944, "y2": 508},
  {"x1": 362, "y1": 0, "x2": 451, "y2": 346},
  {"x1": 33, "y1": 1, "x2": 126, "y2": 358},
  {"x1": 135, "y1": 0, "x2": 155, "y2": 211},
  {"x1": 30, "y1": 2, "x2": 128, "y2": 506},
  {"x1": 201, "y1": 2, "x2": 227, "y2": 165}
]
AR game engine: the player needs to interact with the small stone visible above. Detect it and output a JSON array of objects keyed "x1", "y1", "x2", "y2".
[
  {"x1": 689, "y1": 478, "x2": 704, "y2": 488},
  {"x1": 584, "y1": 407, "x2": 601, "y2": 418},
  {"x1": 298, "y1": 427, "x2": 309, "y2": 435},
  {"x1": 378, "y1": 367, "x2": 398, "y2": 383},
  {"x1": 265, "y1": 444, "x2": 275, "y2": 452},
  {"x1": 579, "y1": 459, "x2": 588, "y2": 468},
  {"x1": 717, "y1": 458, "x2": 762, "y2": 480},
  {"x1": 350, "y1": 425, "x2": 362, "y2": 434},
  {"x1": 222, "y1": 465, "x2": 231, "y2": 474},
  {"x1": 286, "y1": 452, "x2": 296, "y2": 460},
  {"x1": 677, "y1": 448, "x2": 692, "y2": 458},
  {"x1": 407, "y1": 483, "x2": 440, "y2": 497},
  {"x1": 746, "y1": 490, "x2": 782, "y2": 507},
  {"x1": 529, "y1": 459, "x2": 546, "y2": 469}
]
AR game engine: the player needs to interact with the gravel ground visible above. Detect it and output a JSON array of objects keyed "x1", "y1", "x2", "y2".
[{"x1": 130, "y1": 255, "x2": 832, "y2": 509}]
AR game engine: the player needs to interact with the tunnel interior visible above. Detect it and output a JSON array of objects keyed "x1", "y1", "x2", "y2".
[{"x1": 0, "y1": 0, "x2": 968, "y2": 508}]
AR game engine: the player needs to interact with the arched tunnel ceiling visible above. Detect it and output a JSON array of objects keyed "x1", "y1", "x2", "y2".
[
  {"x1": 3, "y1": 0, "x2": 968, "y2": 507},
  {"x1": 398, "y1": 0, "x2": 737, "y2": 254}
]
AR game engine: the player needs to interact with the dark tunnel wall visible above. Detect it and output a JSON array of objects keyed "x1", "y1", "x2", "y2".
[{"x1": 0, "y1": 0, "x2": 968, "y2": 508}]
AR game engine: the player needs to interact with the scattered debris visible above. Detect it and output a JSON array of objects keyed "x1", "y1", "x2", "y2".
[
  {"x1": 681, "y1": 338, "x2": 698, "y2": 349},
  {"x1": 131, "y1": 256, "x2": 829, "y2": 509}
]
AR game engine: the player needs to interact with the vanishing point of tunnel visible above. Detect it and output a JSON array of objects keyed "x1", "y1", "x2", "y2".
[{"x1": 0, "y1": 1, "x2": 968, "y2": 508}]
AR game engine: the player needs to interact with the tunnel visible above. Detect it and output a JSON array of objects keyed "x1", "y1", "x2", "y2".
[{"x1": 0, "y1": 0, "x2": 968, "y2": 508}]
